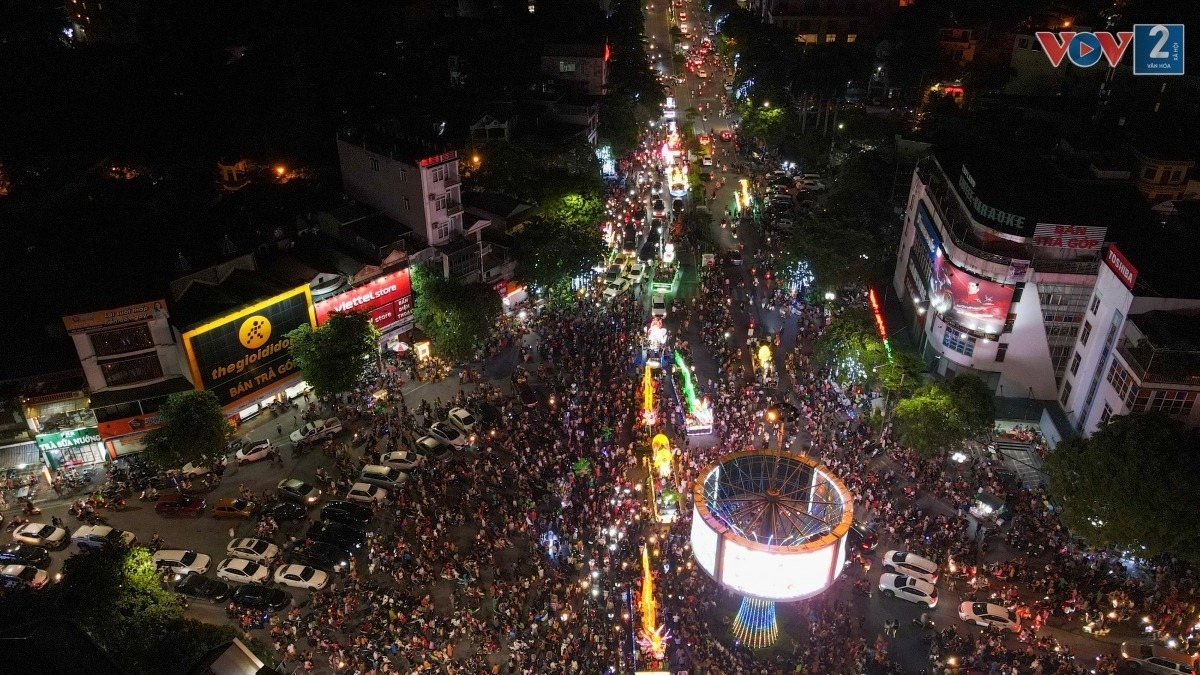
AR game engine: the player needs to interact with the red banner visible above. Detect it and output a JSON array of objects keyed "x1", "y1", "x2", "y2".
[
  {"x1": 314, "y1": 269, "x2": 412, "y2": 329},
  {"x1": 1104, "y1": 244, "x2": 1138, "y2": 290},
  {"x1": 97, "y1": 412, "x2": 163, "y2": 439}
]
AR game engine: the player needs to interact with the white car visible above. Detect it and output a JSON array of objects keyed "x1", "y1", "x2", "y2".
[
  {"x1": 878, "y1": 573, "x2": 939, "y2": 608},
  {"x1": 427, "y1": 422, "x2": 469, "y2": 450},
  {"x1": 235, "y1": 439, "x2": 274, "y2": 465},
  {"x1": 881, "y1": 550, "x2": 939, "y2": 583},
  {"x1": 628, "y1": 264, "x2": 646, "y2": 283},
  {"x1": 12, "y1": 523, "x2": 67, "y2": 548},
  {"x1": 0, "y1": 564, "x2": 49, "y2": 589},
  {"x1": 380, "y1": 450, "x2": 424, "y2": 471},
  {"x1": 446, "y1": 407, "x2": 477, "y2": 434},
  {"x1": 180, "y1": 461, "x2": 212, "y2": 477},
  {"x1": 697, "y1": 69, "x2": 707, "y2": 78},
  {"x1": 701, "y1": 155, "x2": 713, "y2": 166},
  {"x1": 71, "y1": 525, "x2": 136, "y2": 550},
  {"x1": 226, "y1": 537, "x2": 280, "y2": 564},
  {"x1": 603, "y1": 278, "x2": 632, "y2": 300},
  {"x1": 651, "y1": 295, "x2": 667, "y2": 317},
  {"x1": 290, "y1": 418, "x2": 343, "y2": 445},
  {"x1": 217, "y1": 558, "x2": 271, "y2": 585},
  {"x1": 273, "y1": 564, "x2": 329, "y2": 591},
  {"x1": 153, "y1": 549, "x2": 212, "y2": 575},
  {"x1": 415, "y1": 435, "x2": 453, "y2": 462},
  {"x1": 958, "y1": 601, "x2": 1021, "y2": 632},
  {"x1": 345, "y1": 482, "x2": 388, "y2": 505}
]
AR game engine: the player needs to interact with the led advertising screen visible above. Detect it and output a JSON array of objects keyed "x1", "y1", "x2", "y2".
[
  {"x1": 690, "y1": 504, "x2": 720, "y2": 575},
  {"x1": 930, "y1": 251, "x2": 1014, "y2": 335},
  {"x1": 182, "y1": 286, "x2": 315, "y2": 408},
  {"x1": 719, "y1": 538, "x2": 837, "y2": 601},
  {"x1": 313, "y1": 269, "x2": 412, "y2": 331}
]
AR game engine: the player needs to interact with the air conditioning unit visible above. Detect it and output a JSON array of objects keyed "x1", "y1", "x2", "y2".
[{"x1": 429, "y1": 193, "x2": 438, "y2": 202}]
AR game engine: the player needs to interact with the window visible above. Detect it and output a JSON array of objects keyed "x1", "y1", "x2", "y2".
[
  {"x1": 1090, "y1": 294, "x2": 1101, "y2": 314},
  {"x1": 99, "y1": 354, "x2": 163, "y2": 387},
  {"x1": 370, "y1": 157, "x2": 379, "y2": 172},
  {"x1": 435, "y1": 222, "x2": 451, "y2": 241},
  {"x1": 402, "y1": 197, "x2": 410, "y2": 210},
  {"x1": 399, "y1": 168, "x2": 407, "y2": 183},
  {"x1": 1011, "y1": 284, "x2": 1024, "y2": 304},
  {"x1": 1060, "y1": 381, "x2": 1072, "y2": 406},
  {"x1": 559, "y1": 60, "x2": 576, "y2": 73},
  {"x1": 942, "y1": 330, "x2": 976, "y2": 357},
  {"x1": 90, "y1": 324, "x2": 154, "y2": 357},
  {"x1": 846, "y1": 34, "x2": 857, "y2": 43},
  {"x1": 825, "y1": 33, "x2": 837, "y2": 43},
  {"x1": 1106, "y1": 360, "x2": 1139, "y2": 406},
  {"x1": 1003, "y1": 313, "x2": 1016, "y2": 334},
  {"x1": 1134, "y1": 389, "x2": 1197, "y2": 416},
  {"x1": 1070, "y1": 352, "x2": 1081, "y2": 375},
  {"x1": 1142, "y1": 167, "x2": 1157, "y2": 181},
  {"x1": 432, "y1": 165, "x2": 447, "y2": 182},
  {"x1": 1080, "y1": 321, "x2": 1092, "y2": 345},
  {"x1": 1170, "y1": 169, "x2": 1183, "y2": 183},
  {"x1": 995, "y1": 343, "x2": 1008, "y2": 362},
  {"x1": 435, "y1": 194, "x2": 447, "y2": 211},
  {"x1": 1099, "y1": 403, "x2": 1112, "y2": 425}
]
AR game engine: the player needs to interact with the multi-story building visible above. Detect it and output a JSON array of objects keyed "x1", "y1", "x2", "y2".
[
  {"x1": 1061, "y1": 239, "x2": 1200, "y2": 435},
  {"x1": 337, "y1": 122, "x2": 468, "y2": 252},
  {"x1": 892, "y1": 146, "x2": 1151, "y2": 402},
  {"x1": 1129, "y1": 142, "x2": 1195, "y2": 204},
  {"x1": 541, "y1": 44, "x2": 608, "y2": 95},
  {"x1": 748, "y1": 0, "x2": 890, "y2": 46}
]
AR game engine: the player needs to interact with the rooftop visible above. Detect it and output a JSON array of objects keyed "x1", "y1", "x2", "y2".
[
  {"x1": 171, "y1": 267, "x2": 297, "y2": 332},
  {"x1": 1129, "y1": 311, "x2": 1200, "y2": 352},
  {"x1": 338, "y1": 119, "x2": 459, "y2": 166},
  {"x1": 1116, "y1": 219, "x2": 1200, "y2": 299}
]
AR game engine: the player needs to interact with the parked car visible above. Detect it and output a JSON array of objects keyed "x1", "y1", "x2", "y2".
[
  {"x1": 603, "y1": 265, "x2": 622, "y2": 285},
  {"x1": 235, "y1": 439, "x2": 274, "y2": 465},
  {"x1": 180, "y1": 461, "x2": 215, "y2": 477},
  {"x1": 958, "y1": 602, "x2": 1020, "y2": 632},
  {"x1": 226, "y1": 537, "x2": 280, "y2": 564},
  {"x1": 0, "y1": 564, "x2": 49, "y2": 589},
  {"x1": 415, "y1": 435, "x2": 453, "y2": 461},
  {"x1": 230, "y1": 584, "x2": 291, "y2": 611},
  {"x1": 881, "y1": 550, "x2": 939, "y2": 583},
  {"x1": 174, "y1": 573, "x2": 230, "y2": 603},
  {"x1": 602, "y1": 278, "x2": 631, "y2": 300},
  {"x1": 289, "y1": 418, "x2": 343, "y2": 445},
  {"x1": 277, "y1": 478, "x2": 322, "y2": 505},
  {"x1": 1120, "y1": 642, "x2": 1200, "y2": 675},
  {"x1": 211, "y1": 497, "x2": 256, "y2": 520},
  {"x1": 259, "y1": 501, "x2": 307, "y2": 521},
  {"x1": 426, "y1": 422, "x2": 469, "y2": 450},
  {"x1": 847, "y1": 520, "x2": 880, "y2": 552},
  {"x1": 358, "y1": 464, "x2": 408, "y2": 491},
  {"x1": 379, "y1": 450, "x2": 423, "y2": 472},
  {"x1": 320, "y1": 501, "x2": 373, "y2": 527},
  {"x1": 306, "y1": 521, "x2": 366, "y2": 551},
  {"x1": 154, "y1": 494, "x2": 206, "y2": 518},
  {"x1": 447, "y1": 407, "x2": 477, "y2": 434},
  {"x1": 12, "y1": 523, "x2": 67, "y2": 548},
  {"x1": 701, "y1": 155, "x2": 713, "y2": 167},
  {"x1": 284, "y1": 542, "x2": 352, "y2": 574},
  {"x1": 273, "y1": 564, "x2": 329, "y2": 591},
  {"x1": 71, "y1": 525, "x2": 135, "y2": 550},
  {"x1": 878, "y1": 573, "x2": 938, "y2": 608},
  {"x1": 152, "y1": 549, "x2": 212, "y2": 575},
  {"x1": 0, "y1": 543, "x2": 50, "y2": 568},
  {"x1": 628, "y1": 264, "x2": 646, "y2": 283},
  {"x1": 217, "y1": 558, "x2": 271, "y2": 585}
]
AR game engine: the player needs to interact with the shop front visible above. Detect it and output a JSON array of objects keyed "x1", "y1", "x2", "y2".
[
  {"x1": 35, "y1": 426, "x2": 105, "y2": 470},
  {"x1": 312, "y1": 268, "x2": 415, "y2": 353}
]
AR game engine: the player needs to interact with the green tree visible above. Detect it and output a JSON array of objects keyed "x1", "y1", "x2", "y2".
[
  {"x1": 1045, "y1": 412, "x2": 1200, "y2": 564},
  {"x1": 944, "y1": 374, "x2": 996, "y2": 438},
  {"x1": 813, "y1": 307, "x2": 889, "y2": 386},
  {"x1": 779, "y1": 211, "x2": 885, "y2": 292},
  {"x1": 412, "y1": 266, "x2": 502, "y2": 362},
  {"x1": 511, "y1": 215, "x2": 605, "y2": 293},
  {"x1": 287, "y1": 311, "x2": 381, "y2": 396},
  {"x1": 875, "y1": 350, "x2": 924, "y2": 400},
  {"x1": 892, "y1": 385, "x2": 967, "y2": 457},
  {"x1": 141, "y1": 391, "x2": 233, "y2": 469}
]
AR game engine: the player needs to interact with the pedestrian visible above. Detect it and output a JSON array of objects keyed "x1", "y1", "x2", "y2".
[
  {"x1": 277, "y1": 423, "x2": 283, "y2": 436},
  {"x1": 228, "y1": 526, "x2": 235, "y2": 538}
]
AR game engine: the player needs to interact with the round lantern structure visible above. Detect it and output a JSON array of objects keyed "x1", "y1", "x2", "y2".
[{"x1": 691, "y1": 450, "x2": 854, "y2": 646}]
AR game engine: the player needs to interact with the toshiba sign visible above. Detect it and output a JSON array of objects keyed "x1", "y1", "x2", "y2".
[
  {"x1": 314, "y1": 269, "x2": 413, "y2": 330},
  {"x1": 1104, "y1": 245, "x2": 1138, "y2": 290}
]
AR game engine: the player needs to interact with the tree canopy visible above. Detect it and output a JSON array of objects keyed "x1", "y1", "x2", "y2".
[
  {"x1": 891, "y1": 385, "x2": 966, "y2": 457},
  {"x1": 813, "y1": 306, "x2": 889, "y2": 386},
  {"x1": 510, "y1": 215, "x2": 605, "y2": 294},
  {"x1": 287, "y1": 311, "x2": 381, "y2": 396},
  {"x1": 1045, "y1": 412, "x2": 1200, "y2": 564},
  {"x1": 468, "y1": 137, "x2": 603, "y2": 207},
  {"x1": 412, "y1": 266, "x2": 502, "y2": 362},
  {"x1": 141, "y1": 391, "x2": 233, "y2": 469},
  {"x1": 943, "y1": 373, "x2": 996, "y2": 438}
]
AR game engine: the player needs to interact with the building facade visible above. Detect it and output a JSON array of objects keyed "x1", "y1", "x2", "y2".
[
  {"x1": 541, "y1": 44, "x2": 608, "y2": 95},
  {"x1": 892, "y1": 147, "x2": 1150, "y2": 403}
]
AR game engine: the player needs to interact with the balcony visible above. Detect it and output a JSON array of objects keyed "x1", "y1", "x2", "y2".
[
  {"x1": 446, "y1": 200, "x2": 463, "y2": 216},
  {"x1": 442, "y1": 175, "x2": 462, "y2": 189},
  {"x1": 1117, "y1": 339, "x2": 1200, "y2": 386}
]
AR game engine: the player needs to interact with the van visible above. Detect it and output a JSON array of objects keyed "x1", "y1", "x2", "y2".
[
  {"x1": 358, "y1": 465, "x2": 408, "y2": 491},
  {"x1": 1121, "y1": 642, "x2": 1200, "y2": 675}
]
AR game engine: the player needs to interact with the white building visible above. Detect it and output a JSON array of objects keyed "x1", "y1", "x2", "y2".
[
  {"x1": 892, "y1": 146, "x2": 1151, "y2": 404},
  {"x1": 1061, "y1": 242, "x2": 1200, "y2": 435}
]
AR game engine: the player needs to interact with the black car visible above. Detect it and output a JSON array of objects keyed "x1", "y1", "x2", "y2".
[
  {"x1": 174, "y1": 573, "x2": 231, "y2": 603},
  {"x1": 306, "y1": 520, "x2": 366, "y2": 551},
  {"x1": 0, "y1": 543, "x2": 51, "y2": 569},
  {"x1": 260, "y1": 501, "x2": 307, "y2": 521},
  {"x1": 230, "y1": 584, "x2": 291, "y2": 611},
  {"x1": 847, "y1": 520, "x2": 880, "y2": 552},
  {"x1": 285, "y1": 542, "x2": 352, "y2": 574},
  {"x1": 321, "y1": 501, "x2": 373, "y2": 527}
]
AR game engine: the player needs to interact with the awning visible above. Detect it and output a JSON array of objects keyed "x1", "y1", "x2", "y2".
[{"x1": 0, "y1": 442, "x2": 41, "y2": 470}]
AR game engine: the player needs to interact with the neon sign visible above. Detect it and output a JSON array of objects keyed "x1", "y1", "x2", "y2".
[{"x1": 868, "y1": 288, "x2": 893, "y2": 360}]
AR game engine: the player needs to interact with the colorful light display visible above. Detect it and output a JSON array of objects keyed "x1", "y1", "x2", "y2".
[
  {"x1": 636, "y1": 545, "x2": 671, "y2": 663},
  {"x1": 652, "y1": 433, "x2": 673, "y2": 478},
  {"x1": 732, "y1": 597, "x2": 778, "y2": 648},
  {"x1": 868, "y1": 287, "x2": 893, "y2": 361},
  {"x1": 642, "y1": 365, "x2": 656, "y2": 426},
  {"x1": 673, "y1": 351, "x2": 713, "y2": 435}
]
